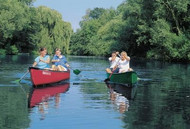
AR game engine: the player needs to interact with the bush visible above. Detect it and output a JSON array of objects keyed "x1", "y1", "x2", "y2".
[
  {"x1": 0, "y1": 49, "x2": 6, "y2": 55},
  {"x1": 5, "y1": 45, "x2": 19, "y2": 55}
]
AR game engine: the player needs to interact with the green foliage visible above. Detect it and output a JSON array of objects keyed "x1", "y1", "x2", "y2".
[
  {"x1": 31, "y1": 6, "x2": 72, "y2": 54},
  {"x1": 91, "y1": 16, "x2": 125, "y2": 55},
  {"x1": 0, "y1": 0, "x2": 72, "y2": 55},
  {"x1": 5, "y1": 44, "x2": 19, "y2": 55},
  {"x1": 89, "y1": 8, "x2": 106, "y2": 19},
  {"x1": 0, "y1": 0, "x2": 29, "y2": 39},
  {"x1": 11, "y1": 45, "x2": 19, "y2": 55},
  {"x1": 70, "y1": 0, "x2": 190, "y2": 61},
  {"x1": 70, "y1": 8, "x2": 119, "y2": 56},
  {"x1": 18, "y1": 0, "x2": 36, "y2": 5},
  {"x1": 0, "y1": 49, "x2": 6, "y2": 55}
]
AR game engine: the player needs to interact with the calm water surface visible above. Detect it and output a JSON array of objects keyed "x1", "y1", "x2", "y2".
[{"x1": 0, "y1": 55, "x2": 190, "y2": 129}]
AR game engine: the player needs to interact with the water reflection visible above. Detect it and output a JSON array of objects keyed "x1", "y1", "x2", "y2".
[
  {"x1": 0, "y1": 85, "x2": 30, "y2": 129},
  {"x1": 1, "y1": 55, "x2": 190, "y2": 129},
  {"x1": 106, "y1": 83, "x2": 137, "y2": 113},
  {"x1": 28, "y1": 83, "x2": 70, "y2": 120}
]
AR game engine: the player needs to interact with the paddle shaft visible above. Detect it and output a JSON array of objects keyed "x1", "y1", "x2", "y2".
[
  {"x1": 18, "y1": 61, "x2": 41, "y2": 82},
  {"x1": 108, "y1": 68, "x2": 115, "y2": 78},
  {"x1": 63, "y1": 63, "x2": 81, "y2": 75},
  {"x1": 18, "y1": 71, "x2": 29, "y2": 82},
  {"x1": 104, "y1": 68, "x2": 116, "y2": 82}
]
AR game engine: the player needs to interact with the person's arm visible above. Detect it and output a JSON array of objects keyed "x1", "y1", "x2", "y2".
[
  {"x1": 40, "y1": 56, "x2": 50, "y2": 63},
  {"x1": 52, "y1": 59, "x2": 59, "y2": 63},
  {"x1": 33, "y1": 57, "x2": 39, "y2": 67},
  {"x1": 113, "y1": 64, "x2": 118, "y2": 71},
  {"x1": 64, "y1": 56, "x2": 70, "y2": 67},
  {"x1": 32, "y1": 62, "x2": 37, "y2": 67},
  {"x1": 52, "y1": 55, "x2": 60, "y2": 63},
  {"x1": 46, "y1": 56, "x2": 50, "y2": 63},
  {"x1": 116, "y1": 52, "x2": 120, "y2": 57},
  {"x1": 65, "y1": 63, "x2": 70, "y2": 67},
  {"x1": 125, "y1": 56, "x2": 130, "y2": 61}
]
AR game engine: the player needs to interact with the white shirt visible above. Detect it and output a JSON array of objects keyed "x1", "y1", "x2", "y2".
[
  {"x1": 109, "y1": 57, "x2": 120, "y2": 68},
  {"x1": 117, "y1": 57, "x2": 130, "y2": 73}
]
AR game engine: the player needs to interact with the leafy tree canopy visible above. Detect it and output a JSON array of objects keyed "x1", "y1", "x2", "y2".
[
  {"x1": 70, "y1": 0, "x2": 190, "y2": 61},
  {"x1": 0, "y1": 0, "x2": 72, "y2": 55}
]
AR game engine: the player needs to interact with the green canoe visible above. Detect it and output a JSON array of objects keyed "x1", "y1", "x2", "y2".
[{"x1": 106, "y1": 71, "x2": 138, "y2": 85}]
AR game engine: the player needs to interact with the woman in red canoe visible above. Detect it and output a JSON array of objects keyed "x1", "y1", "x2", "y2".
[{"x1": 32, "y1": 48, "x2": 50, "y2": 69}]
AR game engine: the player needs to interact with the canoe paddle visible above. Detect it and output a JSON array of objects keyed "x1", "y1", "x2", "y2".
[
  {"x1": 15, "y1": 71, "x2": 29, "y2": 83},
  {"x1": 14, "y1": 60, "x2": 41, "y2": 83},
  {"x1": 104, "y1": 68, "x2": 116, "y2": 82},
  {"x1": 63, "y1": 63, "x2": 81, "y2": 75},
  {"x1": 69, "y1": 67, "x2": 81, "y2": 75}
]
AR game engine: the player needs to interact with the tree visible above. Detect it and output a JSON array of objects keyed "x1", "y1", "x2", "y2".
[
  {"x1": 34, "y1": 6, "x2": 72, "y2": 54},
  {"x1": 70, "y1": 8, "x2": 118, "y2": 56},
  {"x1": 0, "y1": 0, "x2": 30, "y2": 54},
  {"x1": 0, "y1": 0, "x2": 72, "y2": 55},
  {"x1": 70, "y1": 0, "x2": 190, "y2": 61}
]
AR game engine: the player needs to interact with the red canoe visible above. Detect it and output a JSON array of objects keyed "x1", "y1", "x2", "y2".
[
  {"x1": 29, "y1": 67, "x2": 70, "y2": 86},
  {"x1": 28, "y1": 83, "x2": 70, "y2": 108}
]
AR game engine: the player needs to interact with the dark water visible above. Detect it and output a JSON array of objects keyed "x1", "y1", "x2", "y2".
[{"x1": 0, "y1": 55, "x2": 190, "y2": 129}]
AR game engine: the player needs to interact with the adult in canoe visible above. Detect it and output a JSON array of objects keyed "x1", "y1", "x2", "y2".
[
  {"x1": 114, "y1": 51, "x2": 133, "y2": 73},
  {"x1": 51, "y1": 48, "x2": 70, "y2": 71},
  {"x1": 106, "y1": 51, "x2": 120, "y2": 73},
  {"x1": 32, "y1": 48, "x2": 50, "y2": 69}
]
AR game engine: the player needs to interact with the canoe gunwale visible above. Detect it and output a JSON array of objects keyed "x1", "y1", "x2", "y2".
[
  {"x1": 109, "y1": 71, "x2": 137, "y2": 75},
  {"x1": 29, "y1": 67, "x2": 70, "y2": 73}
]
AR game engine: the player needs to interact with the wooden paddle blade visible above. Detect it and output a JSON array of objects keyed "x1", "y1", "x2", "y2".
[{"x1": 73, "y1": 69, "x2": 81, "y2": 75}]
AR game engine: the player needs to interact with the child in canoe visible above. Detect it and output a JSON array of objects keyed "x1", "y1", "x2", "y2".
[{"x1": 51, "y1": 48, "x2": 70, "y2": 71}]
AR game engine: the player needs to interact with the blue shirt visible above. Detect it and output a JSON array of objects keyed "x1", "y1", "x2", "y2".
[
  {"x1": 52, "y1": 55, "x2": 67, "y2": 68},
  {"x1": 34, "y1": 55, "x2": 50, "y2": 69}
]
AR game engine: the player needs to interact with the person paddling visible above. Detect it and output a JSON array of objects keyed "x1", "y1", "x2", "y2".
[
  {"x1": 106, "y1": 51, "x2": 120, "y2": 73},
  {"x1": 32, "y1": 48, "x2": 50, "y2": 69},
  {"x1": 114, "y1": 51, "x2": 133, "y2": 73},
  {"x1": 51, "y1": 48, "x2": 69, "y2": 71}
]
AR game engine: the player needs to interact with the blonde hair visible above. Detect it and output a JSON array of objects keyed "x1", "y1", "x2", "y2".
[{"x1": 121, "y1": 51, "x2": 127, "y2": 57}]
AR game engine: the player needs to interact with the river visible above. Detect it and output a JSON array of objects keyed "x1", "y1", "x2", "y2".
[{"x1": 0, "y1": 55, "x2": 189, "y2": 129}]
